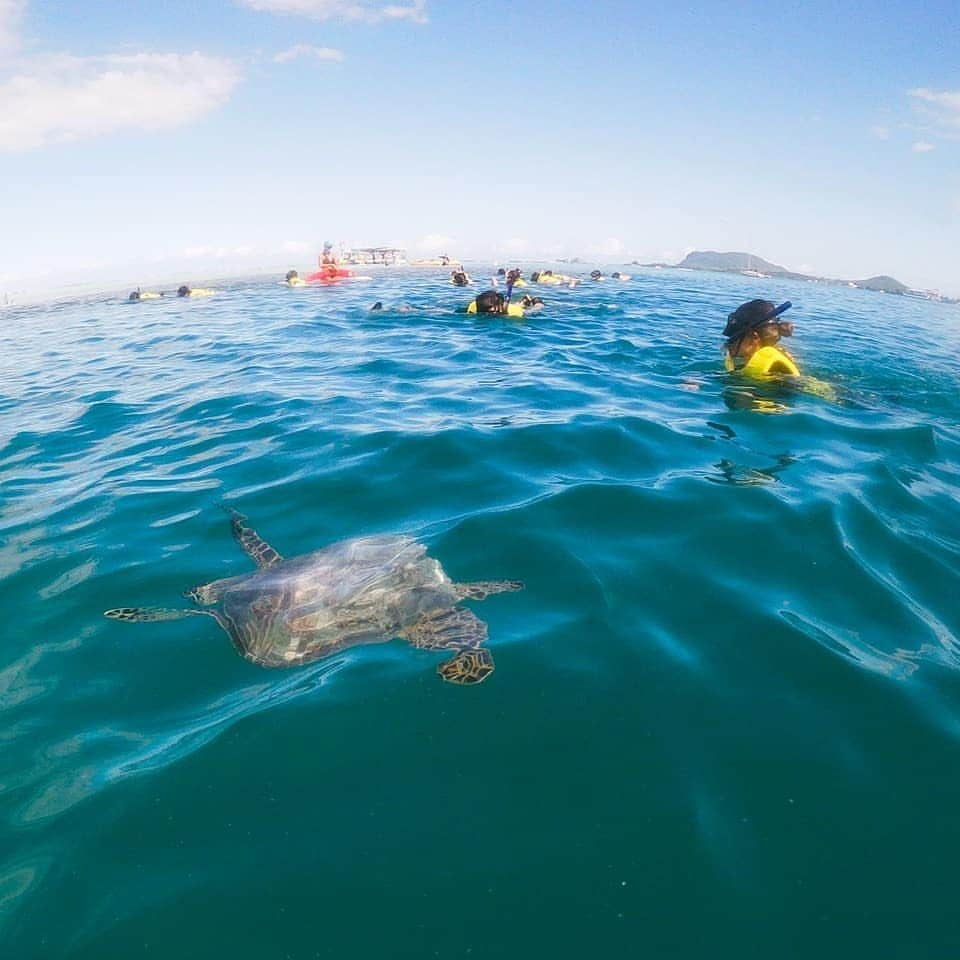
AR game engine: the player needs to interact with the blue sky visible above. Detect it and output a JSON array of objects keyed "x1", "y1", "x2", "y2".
[{"x1": 1, "y1": 0, "x2": 958, "y2": 296}]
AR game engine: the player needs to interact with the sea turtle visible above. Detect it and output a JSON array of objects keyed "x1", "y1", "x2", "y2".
[{"x1": 104, "y1": 509, "x2": 522, "y2": 685}]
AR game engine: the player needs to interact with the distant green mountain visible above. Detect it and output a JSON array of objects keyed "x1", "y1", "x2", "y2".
[
  {"x1": 675, "y1": 251, "x2": 792, "y2": 274},
  {"x1": 638, "y1": 249, "x2": 815, "y2": 280},
  {"x1": 637, "y1": 250, "x2": 924, "y2": 297},
  {"x1": 856, "y1": 275, "x2": 909, "y2": 294}
]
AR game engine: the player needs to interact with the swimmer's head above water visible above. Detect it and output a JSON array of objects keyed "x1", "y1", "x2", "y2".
[{"x1": 723, "y1": 299, "x2": 794, "y2": 368}]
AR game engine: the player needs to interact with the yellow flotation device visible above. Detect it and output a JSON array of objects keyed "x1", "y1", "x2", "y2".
[
  {"x1": 509, "y1": 278, "x2": 527, "y2": 288},
  {"x1": 727, "y1": 346, "x2": 840, "y2": 403},
  {"x1": 467, "y1": 301, "x2": 524, "y2": 318},
  {"x1": 138, "y1": 291, "x2": 162, "y2": 300},
  {"x1": 187, "y1": 288, "x2": 215, "y2": 297},
  {"x1": 287, "y1": 277, "x2": 306, "y2": 287},
  {"x1": 741, "y1": 346, "x2": 801, "y2": 378}
]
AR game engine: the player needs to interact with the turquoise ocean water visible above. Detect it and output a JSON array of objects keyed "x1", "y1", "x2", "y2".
[{"x1": 2, "y1": 268, "x2": 959, "y2": 958}]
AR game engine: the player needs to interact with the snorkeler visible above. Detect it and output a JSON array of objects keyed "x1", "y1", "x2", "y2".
[
  {"x1": 450, "y1": 268, "x2": 470, "y2": 286},
  {"x1": 722, "y1": 300, "x2": 798, "y2": 376},
  {"x1": 467, "y1": 289, "x2": 524, "y2": 317},
  {"x1": 722, "y1": 299, "x2": 840, "y2": 405},
  {"x1": 520, "y1": 295, "x2": 545, "y2": 312},
  {"x1": 176, "y1": 285, "x2": 216, "y2": 298}
]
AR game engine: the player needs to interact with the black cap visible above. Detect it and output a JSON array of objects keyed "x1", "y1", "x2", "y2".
[{"x1": 723, "y1": 299, "x2": 792, "y2": 338}]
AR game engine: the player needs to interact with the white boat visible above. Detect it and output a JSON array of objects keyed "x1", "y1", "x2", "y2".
[{"x1": 341, "y1": 247, "x2": 407, "y2": 266}]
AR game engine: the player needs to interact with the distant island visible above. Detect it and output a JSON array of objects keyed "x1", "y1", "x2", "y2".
[{"x1": 635, "y1": 251, "x2": 955, "y2": 303}]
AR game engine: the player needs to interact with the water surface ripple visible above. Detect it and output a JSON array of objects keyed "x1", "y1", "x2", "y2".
[{"x1": 2, "y1": 270, "x2": 959, "y2": 958}]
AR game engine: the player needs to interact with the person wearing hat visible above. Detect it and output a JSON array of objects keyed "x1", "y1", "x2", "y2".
[{"x1": 723, "y1": 299, "x2": 799, "y2": 377}]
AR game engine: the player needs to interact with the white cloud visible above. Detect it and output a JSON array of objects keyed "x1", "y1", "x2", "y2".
[
  {"x1": 871, "y1": 125, "x2": 891, "y2": 140},
  {"x1": 239, "y1": 0, "x2": 427, "y2": 24},
  {"x1": 908, "y1": 88, "x2": 960, "y2": 135},
  {"x1": 0, "y1": 0, "x2": 26, "y2": 57},
  {"x1": 417, "y1": 233, "x2": 455, "y2": 252},
  {"x1": 0, "y1": 52, "x2": 240, "y2": 153},
  {"x1": 282, "y1": 239, "x2": 312, "y2": 254},
  {"x1": 912, "y1": 140, "x2": 935, "y2": 153},
  {"x1": 273, "y1": 44, "x2": 344, "y2": 63}
]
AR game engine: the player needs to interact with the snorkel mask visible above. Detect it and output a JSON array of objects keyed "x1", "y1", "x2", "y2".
[{"x1": 762, "y1": 301, "x2": 794, "y2": 336}]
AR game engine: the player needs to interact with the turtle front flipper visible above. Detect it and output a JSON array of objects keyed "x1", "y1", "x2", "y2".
[
  {"x1": 438, "y1": 648, "x2": 495, "y2": 685},
  {"x1": 223, "y1": 507, "x2": 283, "y2": 569},
  {"x1": 455, "y1": 580, "x2": 524, "y2": 601},
  {"x1": 104, "y1": 606, "x2": 213, "y2": 622}
]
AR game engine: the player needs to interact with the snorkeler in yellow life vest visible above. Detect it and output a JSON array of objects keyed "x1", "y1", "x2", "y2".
[
  {"x1": 723, "y1": 299, "x2": 799, "y2": 374},
  {"x1": 467, "y1": 289, "x2": 524, "y2": 318},
  {"x1": 723, "y1": 299, "x2": 838, "y2": 403}
]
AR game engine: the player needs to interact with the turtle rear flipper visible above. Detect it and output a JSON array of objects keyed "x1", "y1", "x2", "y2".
[
  {"x1": 455, "y1": 580, "x2": 523, "y2": 601},
  {"x1": 438, "y1": 648, "x2": 495, "y2": 685},
  {"x1": 104, "y1": 606, "x2": 213, "y2": 623},
  {"x1": 401, "y1": 607, "x2": 496, "y2": 685}
]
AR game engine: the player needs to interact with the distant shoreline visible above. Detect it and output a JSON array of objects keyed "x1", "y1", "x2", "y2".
[{"x1": 636, "y1": 251, "x2": 958, "y2": 305}]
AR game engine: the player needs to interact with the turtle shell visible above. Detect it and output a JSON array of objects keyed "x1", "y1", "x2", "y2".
[{"x1": 216, "y1": 535, "x2": 460, "y2": 667}]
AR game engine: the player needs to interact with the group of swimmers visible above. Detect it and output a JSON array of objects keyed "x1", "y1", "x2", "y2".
[
  {"x1": 137, "y1": 236, "x2": 826, "y2": 397},
  {"x1": 467, "y1": 285, "x2": 832, "y2": 398}
]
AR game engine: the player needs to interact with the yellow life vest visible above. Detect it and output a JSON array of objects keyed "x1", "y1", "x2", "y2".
[
  {"x1": 287, "y1": 278, "x2": 306, "y2": 287},
  {"x1": 726, "y1": 346, "x2": 841, "y2": 403},
  {"x1": 467, "y1": 301, "x2": 524, "y2": 318},
  {"x1": 137, "y1": 291, "x2": 162, "y2": 300},
  {"x1": 741, "y1": 346, "x2": 800, "y2": 377},
  {"x1": 188, "y1": 288, "x2": 216, "y2": 297}
]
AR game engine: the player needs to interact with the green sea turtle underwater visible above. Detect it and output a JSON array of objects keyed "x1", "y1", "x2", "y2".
[{"x1": 104, "y1": 509, "x2": 523, "y2": 684}]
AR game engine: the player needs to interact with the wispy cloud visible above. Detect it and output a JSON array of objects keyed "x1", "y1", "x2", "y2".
[
  {"x1": 0, "y1": 52, "x2": 240, "y2": 152},
  {"x1": 239, "y1": 0, "x2": 427, "y2": 24},
  {"x1": 0, "y1": 0, "x2": 26, "y2": 57},
  {"x1": 273, "y1": 44, "x2": 345, "y2": 63},
  {"x1": 908, "y1": 88, "x2": 960, "y2": 137},
  {"x1": 871, "y1": 125, "x2": 890, "y2": 140},
  {"x1": 912, "y1": 140, "x2": 935, "y2": 153}
]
